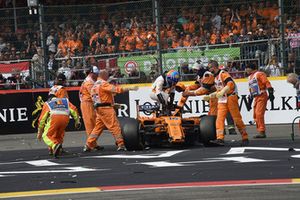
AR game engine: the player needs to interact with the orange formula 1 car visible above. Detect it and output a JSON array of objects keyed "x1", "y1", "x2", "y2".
[{"x1": 119, "y1": 104, "x2": 217, "y2": 150}]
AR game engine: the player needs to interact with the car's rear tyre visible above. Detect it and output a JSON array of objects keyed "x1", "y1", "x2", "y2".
[
  {"x1": 119, "y1": 117, "x2": 143, "y2": 150},
  {"x1": 199, "y1": 115, "x2": 216, "y2": 146}
]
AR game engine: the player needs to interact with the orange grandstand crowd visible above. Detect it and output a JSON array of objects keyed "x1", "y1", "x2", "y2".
[
  {"x1": 0, "y1": 0, "x2": 299, "y2": 89},
  {"x1": 0, "y1": 0, "x2": 298, "y2": 61}
]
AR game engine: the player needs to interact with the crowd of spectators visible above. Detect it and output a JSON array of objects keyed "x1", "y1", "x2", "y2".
[
  {"x1": 0, "y1": 0, "x2": 299, "y2": 59},
  {"x1": 0, "y1": 0, "x2": 299, "y2": 89}
]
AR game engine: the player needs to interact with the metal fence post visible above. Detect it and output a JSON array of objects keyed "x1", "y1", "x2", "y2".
[
  {"x1": 153, "y1": 0, "x2": 163, "y2": 75},
  {"x1": 13, "y1": 0, "x2": 18, "y2": 33},
  {"x1": 38, "y1": 4, "x2": 48, "y2": 87},
  {"x1": 279, "y1": 0, "x2": 287, "y2": 74}
]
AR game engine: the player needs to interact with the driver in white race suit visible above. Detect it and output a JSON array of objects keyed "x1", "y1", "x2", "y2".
[{"x1": 150, "y1": 69, "x2": 180, "y2": 110}]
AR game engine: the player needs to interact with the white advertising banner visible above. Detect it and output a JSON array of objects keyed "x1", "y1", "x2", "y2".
[{"x1": 129, "y1": 78, "x2": 298, "y2": 124}]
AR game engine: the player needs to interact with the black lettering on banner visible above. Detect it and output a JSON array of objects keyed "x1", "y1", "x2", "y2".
[
  {"x1": 239, "y1": 95, "x2": 252, "y2": 111},
  {"x1": 184, "y1": 100, "x2": 192, "y2": 113},
  {"x1": 135, "y1": 99, "x2": 140, "y2": 106},
  {"x1": 269, "y1": 99, "x2": 280, "y2": 111},
  {"x1": 281, "y1": 96, "x2": 293, "y2": 110},
  {"x1": 195, "y1": 100, "x2": 200, "y2": 113},
  {"x1": 202, "y1": 100, "x2": 209, "y2": 113}
]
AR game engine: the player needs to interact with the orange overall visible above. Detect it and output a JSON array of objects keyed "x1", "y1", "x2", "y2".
[
  {"x1": 248, "y1": 71, "x2": 272, "y2": 133},
  {"x1": 79, "y1": 76, "x2": 96, "y2": 136},
  {"x1": 49, "y1": 85, "x2": 69, "y2": 98},
  {"x1": 215, "y1": 70, "x2": 248, "y2": 140},
  {"x1": 48, "y1": 85, "x2": 69, "y2": 142},
  {"x1": 86, "y1": 78, "x2": 125, "y2": 149},
  {"x1": 38, "y1": 98, "x2": 79, "y2": 151},
  {"x1": 177, "y1": 71, "x2": 217, "y2": 115}
]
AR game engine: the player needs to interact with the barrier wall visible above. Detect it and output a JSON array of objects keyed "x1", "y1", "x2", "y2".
[
  {"x1": 0, "y1": 77, "x2": 298, "y2": 134},
  {"x1": 130, "y1": 77, "x2": 299, "y2": 124},
  {"x1": 0, "y1": 88, "x2": 129, "y2": 134}
]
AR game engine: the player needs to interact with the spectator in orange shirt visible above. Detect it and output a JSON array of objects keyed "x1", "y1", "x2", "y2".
[
  {"x1": 210, "y1": 29, "x2": 217, "y2": 44},
  {"x1": 268, "y1": 3, "x2": 279, "y2": 22},
  {"x1": 171, "y1": 35, "x2": 180, "y2": 49},
  {"x1": 247, "y1": 4, "x2": 258, "y2": 30},
  {"x1": 230, "y1": 9, "x2": 241, "y2": 35},
  {"x1": 147, "y1": 26, "x2": 157, "y2": 51},
  {"x1": 135, "y1": 27, "x2": 147, "y2": 51},
  {"x1": 183, "y1": 34, "x2": 192, "y2": 47},
  {"x1": 257, "y1": 2, "x2": 268, "y2": 19},
  {"x1": 221, "y1": 27, "x2": 230, "y2": 43},
  {"x1": 69, "y1": 34, "x2": 83, "y2": 56},
  {"x1": 183, "y1": 20, "x2": 195, "y2": 34},
  {"x1": 89, "y1": 28, "x2": 105, "y2": 48},
  {"x1": 124, "y1": 29, "x2": 136, "y2": 52},
  {"x1": 239, "y1": 4, "x2": 248, "y2": 18},
  {"x1": 118, "y1": 37, "x2": 125, "y2": 52},
  {"x1": 57, "y1": 35, "x2": 69, "y2": 57}
]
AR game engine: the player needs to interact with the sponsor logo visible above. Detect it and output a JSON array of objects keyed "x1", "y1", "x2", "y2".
[
  {"x1": 124, "y1": 61, "x2": 138, "y2": 74},
  {"x1": 0, "y1": 107, "x2": 28, "y2": 123}
]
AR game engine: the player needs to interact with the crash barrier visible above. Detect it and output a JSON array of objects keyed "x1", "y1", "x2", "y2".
[
  {"x1": 130, "y1": 77, "x2": 298, "y2": 124},
  {"x1": 0, "y1": 76, "x2": 298, "y2": 134},
  {"x1": 0, "y1": 88, "x2": 129, "y2": 134}
]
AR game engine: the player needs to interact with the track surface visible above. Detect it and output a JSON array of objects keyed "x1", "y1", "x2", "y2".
[{"x1": 0, "y1": 124, "x2": 300, "y2": 199}]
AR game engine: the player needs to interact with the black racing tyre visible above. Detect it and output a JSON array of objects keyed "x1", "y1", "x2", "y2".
[
  {"x1": 119, "y1": 117, "x2": 142, "y2": 151},
  {"x1": 199, "y1": 115, "x2": 216, "y2": 145}
]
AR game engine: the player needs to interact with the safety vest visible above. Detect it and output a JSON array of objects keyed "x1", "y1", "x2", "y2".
[
  {"x1": 248, "y1": 71, "x2": 264, "y2": 97},
  {"x1": 215, "y1": 70, "x2": 238, "y2": 103},
  {"x1": 47, "y1": 98, "x2": 70, "y2": 116},
  {"x1": 90, "y1": 80, "x2": 103, "y2": 106}
]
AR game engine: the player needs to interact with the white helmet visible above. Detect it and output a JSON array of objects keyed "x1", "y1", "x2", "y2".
[{"x1": 192, "y1": 61, "x2": 204, "y2": 70}]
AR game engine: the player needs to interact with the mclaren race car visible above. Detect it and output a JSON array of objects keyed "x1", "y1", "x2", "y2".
[{"x1": 119, "y1": 104, "x2": 217, "y2": 150}]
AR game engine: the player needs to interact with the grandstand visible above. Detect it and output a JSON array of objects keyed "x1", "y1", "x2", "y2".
[{"x1": 0, "y1": 0, "x2": 299, "y2": 89}]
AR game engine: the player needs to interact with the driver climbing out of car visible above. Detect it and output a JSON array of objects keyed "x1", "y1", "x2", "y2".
[
  {"x1": 174, "y1": 61, "x2": 217, "y2": 116},
  {"x1": 150, "y1": 69, "x2": 180, "y2": 114},
  {"x1": 204, "y1": 60, "x2": 249, "y2": 146},
  {"x1": 84, "y1": 69, "x2": 138, "y2": 152}
]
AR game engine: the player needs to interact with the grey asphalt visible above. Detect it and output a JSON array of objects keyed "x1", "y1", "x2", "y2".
[
  {"x1": 0, "y1": 124, "x2": 300, "y2": 200},
  {"x1": 17, "y1": 184, "x2": 300, "y2": 200},
  {"x1": 0, "y1": 124, "x2": 296, "y2": 152}
]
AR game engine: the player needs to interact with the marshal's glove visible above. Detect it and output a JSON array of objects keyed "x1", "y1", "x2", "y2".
[
  {"x1": 123, "y1": 86, "x2": 139, "y2": 92},
  {"x1": 203, "y1": 95, "x2": 210, "y2": 101},
  {"x1": 216, "y1": 86, "x2": 230, "y2": 98},
  {"x1": 267, "y1": 87, "x2": 275, "y2": 102}
]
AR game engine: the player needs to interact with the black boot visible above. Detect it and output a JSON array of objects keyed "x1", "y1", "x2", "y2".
[
  {"x1": 209, "y1": 139, "x2": 225, "y2": 146},
  {"x1": 241, "y1": 139, "x2": 249, "y2": 146},
  {"x1": 253, "y1": 132, "x2": 266, "y2": 138},
  {"x1": 228, "y1": 128, "x2": 237, "y2": 135}
]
